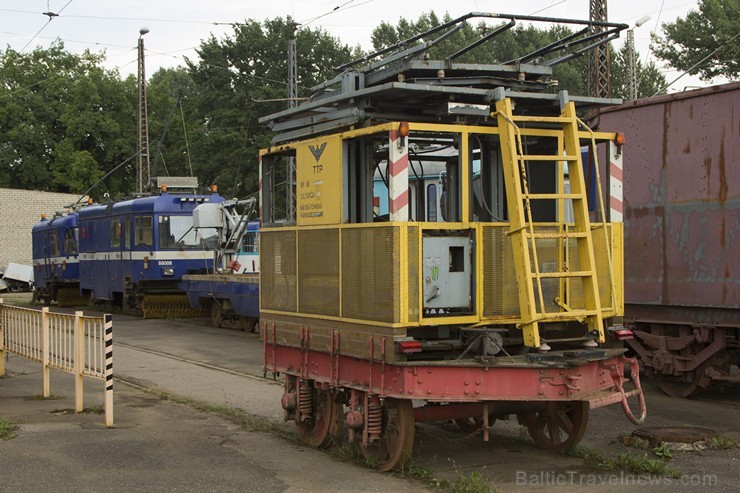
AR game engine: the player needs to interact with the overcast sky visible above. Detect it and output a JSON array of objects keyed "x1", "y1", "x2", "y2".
[{"x1": 0, "y1": 1, "x2": 721, "y2": 92}]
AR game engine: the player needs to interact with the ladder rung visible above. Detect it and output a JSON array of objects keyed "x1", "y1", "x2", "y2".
[
  {"x1": 531, "y1": 271, "x2": 593, "y2": 279},
  {"x1": 528, "y1": 231, "x2": 589, "y2": 239},
  {"x1": 511, "y1": 115, "x2": 574, "y2": 123},
  {"x1": 519, "y1": 154, "x2": 579, "y2": 162},
  {"x1": 535, "y1": 310, "x2": 600, "y2": 321},
  {"x1": 523, "y1": 193, "x2": 582, "y2": 200}
]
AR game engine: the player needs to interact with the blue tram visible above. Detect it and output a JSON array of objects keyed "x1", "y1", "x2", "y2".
[
  {"x1": 77, "y1": 189, "x2": 224, "y2": 310},
  {"x1": 31, "y1": 211, "x2": 81, "y2": 305},
  {"x1": 233, "y1": 221, "x2": 260, "y2": 274}
]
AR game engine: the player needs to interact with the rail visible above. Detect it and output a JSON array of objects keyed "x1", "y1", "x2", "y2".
[{"x1": 0, "y1": 299, "x2": 113, "y2": 427}]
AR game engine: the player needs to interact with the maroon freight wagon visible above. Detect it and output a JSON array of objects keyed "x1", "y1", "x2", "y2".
[{"x1": 595, "y1": 82, "x2": 739, "y2": 397}]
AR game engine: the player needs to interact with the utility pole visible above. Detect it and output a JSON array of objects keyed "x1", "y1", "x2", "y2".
[
  {"x1": 137, "y1": 27, "x2": 151, "y2": 194},
  {"x1": 286, "y1": 22, "x2": 299, "y2": 222},
  {"x1": 626, "y1": 16, "x2": 651, "y2": 101},
  {"x1": 588, "y1": 0, "x2": 610, "y2": 98}
]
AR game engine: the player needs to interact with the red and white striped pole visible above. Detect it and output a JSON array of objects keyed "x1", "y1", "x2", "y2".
[
  {"x1": 609, "y1": 139, "x2": 624, "y2": 223},
  {"x1": 388, "y1": 128, "x2": 409, "y2": 222}
]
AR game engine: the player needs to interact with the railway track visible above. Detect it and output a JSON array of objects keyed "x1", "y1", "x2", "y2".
[{"x1": 114, "y1": 340, "x2": 279, "y2": 385}]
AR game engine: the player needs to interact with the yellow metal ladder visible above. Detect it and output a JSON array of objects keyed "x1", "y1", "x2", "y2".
[{"x1": 495, "y1": 97, "x2": 608, "y2": 348}]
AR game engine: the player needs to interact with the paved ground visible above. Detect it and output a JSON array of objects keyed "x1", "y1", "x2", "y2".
[{"x1": 1, "y1": 296, "x2": 738, "y2": 492}]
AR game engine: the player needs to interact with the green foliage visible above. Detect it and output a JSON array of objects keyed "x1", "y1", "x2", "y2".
[
  {"x1": 598, "y1": 451, "x2": 682, "y2": 478},
  {"x1": 446, "y1": 470, "x2": 497, "y2": 493},
  {"x1": 652, "y1": 442, "x2": 673, "y2": 458},
  {"x1": 0, "y1": 418, "x2": 17, "y2": 439},
  {"x1": 708, "y1": 435, "x2": 737, "y2": 450},
  {"x1": 185, "y1": 17, "x2": 355, "y2": 199},
  {"x1": 652, "y1": 0, "x2": 739, "y2": 81},
  {"x1": 0, "y1": 42, "x2": 135, "y2": 199},
  {"x1": 608, "y1": 43, "x2": 667, "y2": 99}
]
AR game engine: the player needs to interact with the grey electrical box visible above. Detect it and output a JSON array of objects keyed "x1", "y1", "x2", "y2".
[
  {"x1": 193, "y1": 203, "x2": 223, "y2": 229},
  {"x1": 422, "y1": 236, "x2": 471, "y2": 309}
]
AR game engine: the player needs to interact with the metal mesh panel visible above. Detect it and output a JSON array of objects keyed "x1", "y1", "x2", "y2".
[
  {"x1": 482, "y1": 225, "x2": 519, "y2": 317},
  {"x1": 298, "y1": 229, "x2": 340, "y2": 316},
  {"x1": 566, "y1": 232, "x2": 585, "y2": 310},
  {"x1": 566, "y1": 225, "x2": 615, "y2": 311},
  {"x1": 592, "y1": 225, "x2": 615, "y2": 309},
  {"x1": 529, "y1": 225, "x2": 561, "y2": 314},
  {"x1": 407, "y1": 226, "x2": 420, "y2": 323},
  {"x1": 341, "y1": 226, "x2": 400, "y2": 323},
  {"x1": 261, "y1": 230, "x2": 297, "y2": 312}
]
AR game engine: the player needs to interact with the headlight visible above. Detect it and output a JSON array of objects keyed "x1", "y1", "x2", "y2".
[{"x1": 162, "y1": 268, "x2": 175, "y2": 276}]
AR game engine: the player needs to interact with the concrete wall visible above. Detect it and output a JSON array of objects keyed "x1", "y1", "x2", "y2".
[{"x1": 0, "y1": 188, "x2": 83, "y2": 270}]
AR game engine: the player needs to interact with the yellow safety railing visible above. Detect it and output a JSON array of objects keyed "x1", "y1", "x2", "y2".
[{"x1": 0, "y1": 299, "x2": 113, "y2": 427}]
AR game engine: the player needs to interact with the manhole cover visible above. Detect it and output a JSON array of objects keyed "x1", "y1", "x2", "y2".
[{"x1": 632, "y1": 426, "x2": 718, "y2": 447}]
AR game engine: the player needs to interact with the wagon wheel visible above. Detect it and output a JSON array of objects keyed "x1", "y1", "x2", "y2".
[
  {"x1": 658, "y1": 345, "x2": 711, "y2": 398},
  {"x1": 209, "y1": 301, "x2": 223, "y2": 328},
  {"x1": 521, "y1": 401, "x2": 589, "y2": 452},
  {"x1": 360, "y1": 398, "x2": 415, "y2": 471},
  {"x1": 297, "y1": 387, "x2": 339, "y2": 448},
  {"x1": 455, "y1": 415, "x2": 496, "y2": 433}
]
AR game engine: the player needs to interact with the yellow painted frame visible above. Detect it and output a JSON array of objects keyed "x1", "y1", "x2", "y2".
[{"x1": 259, "y1": 117, "x2": 623, "y2": 334}]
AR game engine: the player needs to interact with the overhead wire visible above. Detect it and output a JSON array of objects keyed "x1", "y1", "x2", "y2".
[
  {"x1": 179, "y1": 98, "x2": 194, "y2": 177},
  {"x1": 19, "y1": 0, "x2": 73, "y2": 53},
  {"x1": 0, "y1": 8, "x2": 237, "y2": 27},
  {"x1": 651, "y1": 32, "x2": 739, "y2": 96},
  {"x1": 300, "y1": 0, "x2": 374, "y2": 27},
  {"x1": 0, "y1": 30, "x2": 134, "y2": 50}
]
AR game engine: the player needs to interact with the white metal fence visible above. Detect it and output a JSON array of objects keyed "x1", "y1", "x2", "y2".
[{"x1": 0, "y1": 299, "x2": 113, "y2": 426}]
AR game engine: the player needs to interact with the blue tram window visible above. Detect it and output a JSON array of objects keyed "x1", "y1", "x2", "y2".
[
  {"x1": 110, "y1": 221, "x2": 121, "y2": 248},
  {"x1": 135, "y1": 216, "x2": 153, "y2": 247},
  {"x1": 427, "y1": 184, "x2": 437, "y2": 222},
  {"x1": 124, "y1": 218, "x2": 131, "y2": 250},
  {"x1": 158, "y1": 215, "x2": 206, "y2": 249},
  {"x1": 64, "y1": 228, "x2": 78, "y2": 255},
  {"x1": 50, "y1": 230, "x2": 60, "y2": 257},
  {"x1": 241, "y1": 231, "x2": 259, "y2": 253}
]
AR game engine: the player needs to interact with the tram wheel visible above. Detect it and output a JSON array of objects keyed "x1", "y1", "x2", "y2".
[
  {"x1": 297, "y1": 387, "x2": 338, "y2": 448},
  {"x1": 210, "y1": 301, "x2": 223, "y2": 328},
  {"x1": 521, "y1": 401, "x2": 589, "y2": 452},
  {"x1": 360, "y1": 398, "x2": 415, "y2": 471},
  {"x1": 239, "y1": 316, "x2": 258, "y2": 332}
]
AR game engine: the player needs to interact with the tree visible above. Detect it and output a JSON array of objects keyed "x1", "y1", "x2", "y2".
[
  {"x1": 652, "y1": 0, "x2": 739, "y2": 81},
  {"x1": 146, "y1": 67, "x2": 198, "y2": 180},
  {"x1": 610, "y1": 43, "x2": 667, "y2": 100},
  {"x1": 185, "y1": 17, "x2": 356, "y2": 198},
  {"x1": 0, "y1": 42, "x2": 135, "y2": 199}
]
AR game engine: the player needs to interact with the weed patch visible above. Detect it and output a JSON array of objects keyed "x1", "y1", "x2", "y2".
[
  {"x1": 0, "y1": 418, "x2": 18, "y2": 440},
  {"x1": 708, "y1": 436, "x2": 736, "y2": 450},
  {"x1": 598, "y1": 452, "x2": 681, "y2": 478},
  {"x1": 564, "y1": 446, "x2": 681, "y2": 479},
  {"x1": 445, "y1": 470, "x2": 498, "y2": 493}
]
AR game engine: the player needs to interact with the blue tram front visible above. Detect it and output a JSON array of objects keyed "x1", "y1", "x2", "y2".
[
  {"x1": 78, "y1": 190, "x2": 224, "y2": 309},
  {"x1": 31, "y1": 211, "x2": 81, "y2": 305}
]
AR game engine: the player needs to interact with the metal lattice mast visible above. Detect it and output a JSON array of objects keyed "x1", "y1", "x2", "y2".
[
  {"x1": 137, "y1": 28, "x2": 151, "y2": 194},
  {"x1": 626, "y1": 28, "x2": 637, "y2": 100},
  {"x1": 286, "y1": 25, "x2": 298, "y2": 221},
  {"x1": 589, "y1": 0, "x2": 611, "y2": 98}
]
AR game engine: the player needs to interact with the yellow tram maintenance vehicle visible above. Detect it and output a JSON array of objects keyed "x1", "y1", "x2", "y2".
[{"x1": 258, "y1": 13, "x2": 645, "y2": 471}]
